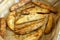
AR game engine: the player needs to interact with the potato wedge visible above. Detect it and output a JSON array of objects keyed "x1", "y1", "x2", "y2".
[
  {"x1": 15, "y1": 19, "x2": 44, "y2": 34},
  {"x1": 15, "y1": 19, "x2": 44, "y2": 29},
  {"x1": 7, "y1": 11, "x2": 16, "y2": 30},
  {"x1": 0, "y1": 18, "x2": 6, "y2": 38},
  {"x1": 16, "y1": 2, "x2": 35, "y2": 13},
  {"x1": 21, "y1": 6, "x2": 49, "y2": 14},
  {"x1": 23, "y1": 29, "x2": 43, "y2": 40},
  {"x1": 10, "y1": 0, "x2": 31, "y2": 11},
  {"x1": 44, "y1": 14, "x2": 53, "y2": 34},
  {"x1": 16, "y1": 14, "x2": 46, "y2": 24},
  {"x1": 33, "y1": 1, "x2": 57, "y2": 13}
]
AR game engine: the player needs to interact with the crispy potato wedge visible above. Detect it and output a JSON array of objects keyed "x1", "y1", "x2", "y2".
[
  {"x1": 10, "y1": 0, "x2": 31, "y2": 11},
  {"x1": 16, "y1": 2, "x2": 35, "y2": 13},
  {"x1": 44, "y1": 14, "x2": 53, "y2": 34},
  {"x1": 23, "y1": 29, "x2": 43, "y2": 40},
  {"x1": 0, "y1": 18, "x2": 6, "y2": 38},
  {"x1": 15, "y1": 19, "x2": 44, "y2": 29},
  {"x1": 7, "y1": 11, "x2": 16, "y2": 30},
  {"x1": 15, "y1": 19, "x2": 44, "y2": 34},
  {"x1": 16, "y1": 14, "x2": 46, "y2": 24},
  {"x1": 21, "y1": 6, "x2": 49, "y2": 14},
  {"x1": 33, "y1": 1, "x2": 57, "y2": 13}
]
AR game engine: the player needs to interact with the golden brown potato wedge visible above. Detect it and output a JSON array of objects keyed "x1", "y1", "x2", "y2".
[
  {"x1": 15, "y1": 19, "x2": 44, "y2": 34},
  {"x1": 23, "y1": 29, "x2": 43, "y2": 40},
  {"x1": 33, "y1": 1, "x2": 57, "y2": 13},
  {"x1": 44, "y1": 14, "x2": 53, "y2": 34},
  {"x1": 16, "y1": 2, "x2": 35, "y2": 13},
  {"x1": 16, "y1": 14, "x2": 46, "y2": 24},
  {"x1": 0, "y1": 18, "x2": 6, "y2": 38},
  {"x1": 21, "y1": 6, "x2": 49, "y2": 14},
  {"x1": 7, "y1": 11, "x2": 16, "y2": 30},
  {"x1": 10, "y1": 0, "x2": 31, "y2": 11},
  {"x1": 15, "y1": 18, "x2": 44, "y2": 29}
]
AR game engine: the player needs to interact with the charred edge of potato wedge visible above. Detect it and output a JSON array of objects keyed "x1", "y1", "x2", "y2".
[
  {"x1": 44, "y1": 14, "x2": 53, "y2": 34},
  {"x1": 7, "y1": 11, "x2": 16, "y2": 30},
  {"x1": 32, "y1": 1, "x2": 57, "y2": 13},
  {"x1": 0, "y1": 18, "x2": 6, "y2": 38}
]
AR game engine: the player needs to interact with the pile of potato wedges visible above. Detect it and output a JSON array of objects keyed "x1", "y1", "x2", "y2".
[{"x1": 0, "y1": 1, "x2": 59, "y2": 40}]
